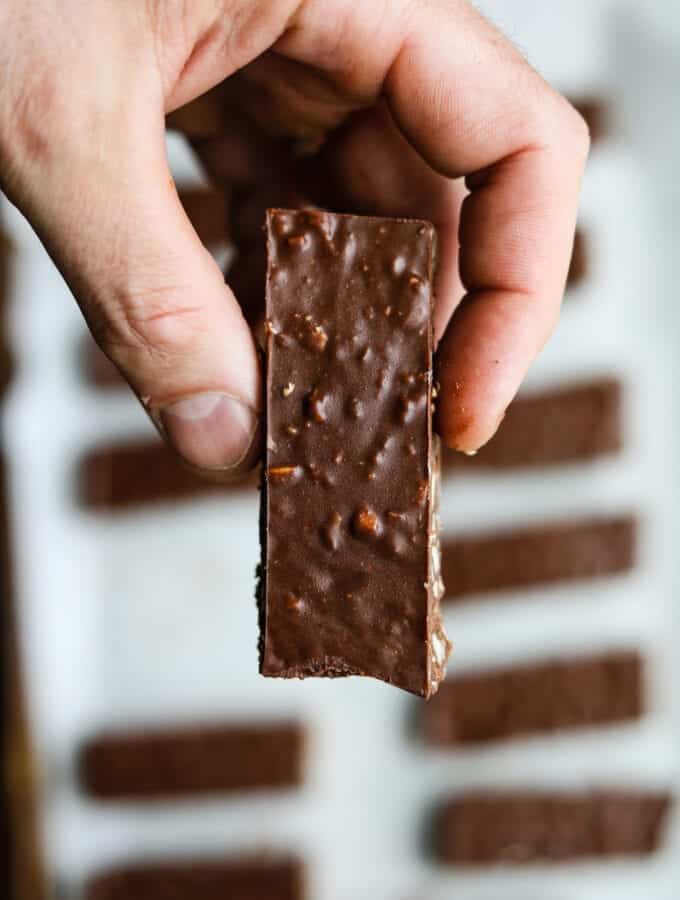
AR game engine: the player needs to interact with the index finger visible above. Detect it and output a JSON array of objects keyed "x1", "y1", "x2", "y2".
[
  {"x1": 280, "y1": 0, "x2": 589, "y2": 451},
  {"x1": 384, "y1": 3, "x2": 589, "y2": 450}
]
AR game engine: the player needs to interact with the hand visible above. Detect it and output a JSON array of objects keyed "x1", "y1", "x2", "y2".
[{"x1": 0, "y1": 0, "x2": 589, "y2": 474}]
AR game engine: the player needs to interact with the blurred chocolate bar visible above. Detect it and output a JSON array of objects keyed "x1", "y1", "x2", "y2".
[
  {"x1": 78, "y1": 439, "x2": 256, "y2": 510},
  {"x1": 434, "y1": 790, "x2": 671, "y2": 864},
  {"x1": 444, "y1": 378, "x2": 621, "y2": 471},
  {"x1": 86, "y1": 855, "x2": 304, "y2": 900},
  {"x1": 567, "y1": 227, "x2": 587, "y2": 288},
  {"x1": 423, "y1": 650, "x2": 642, "y2": 746},
  {"x1": 78, "y1": 721, "x2": 304, "y2": 800},
  {"x1": 442, "y1": 515, "x2": 636, "y2": 601}
]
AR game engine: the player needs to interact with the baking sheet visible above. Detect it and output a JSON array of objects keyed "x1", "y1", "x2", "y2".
[{"x1": 3, "y1": 1, "x2": 680, "y2": 897}]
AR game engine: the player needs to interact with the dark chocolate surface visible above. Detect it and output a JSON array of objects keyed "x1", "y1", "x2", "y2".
[
  {"x1": 424, "y1": 650, "x2": 642, "y2": 746},
  {"x1": 260, "y1": 209, "x2": 449, "y2": 697},
  {"x1": 79, "y1": 721, "x2": 304, "y2": 800},
  {"x1": 444, "y1": 378, "x2": 621, "y2": 471},
  {"x1": 86, "y1": 855, "x2": 304, "y2": 900},
  {"x1": 442, "y1": 515, "x2": 636, "y2": 601},
  {"x1": 435, "y1": 790, "x2": 671, "y2": 864}
]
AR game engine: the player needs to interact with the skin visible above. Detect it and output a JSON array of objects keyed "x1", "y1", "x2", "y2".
[{"x1": 0, "y1": 0, "x2": 589, "y2": 474}]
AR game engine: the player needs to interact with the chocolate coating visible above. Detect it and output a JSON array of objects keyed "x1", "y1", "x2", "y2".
[
  {"x1": 424, "y1": 650, "x2": 643, "y2": 746},
  {"x1": 78, "y1": 721, "x2": 304, "y2": 800},
  {"x1": 259, "y1": 209, "x2": 450, "y2": 697},
  {"x1": 435, "y1": 790, "x2": 671, "y2": 865}
]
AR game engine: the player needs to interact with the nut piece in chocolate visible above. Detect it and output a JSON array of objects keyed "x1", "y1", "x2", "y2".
[{"x1": 258, "y1": 209, "x2": 450, "y2": 697}]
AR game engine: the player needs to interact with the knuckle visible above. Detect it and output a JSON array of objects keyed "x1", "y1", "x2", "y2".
[
  {"x1": 93, "y1": 283, "x2": 205, "y2": 368},
  {"x1": 556, "y1": 97, "x2": 592, "y2": 160}
]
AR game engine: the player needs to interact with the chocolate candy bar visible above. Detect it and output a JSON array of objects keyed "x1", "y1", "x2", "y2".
[
  {"x1": 423, "y1": 650, "x2": 642, "y2": 746},
  {"x1": 442, "y1": 515, "x2": 636, "y2": 601},
  {"x1": 259, "y1": 209, "x2": 450, "y2": 697},
  {"x1": 78, "y1": 439, "x2": 256, "y2": 510},
  {"x1": 79, "y1": 721, "x2": 304, "y2": 800},
  {"x1": 434, "y1": 790, "x2": 671, "y2": 864},
  {"x1": 567, "y1": 227, "x2": 587, "y2": 288},
  {"x1": 86, "y1": 855, "x2": 304, "y2": 900},
  {"x1": 444, "y1": 378, "x2": 621, "y2": 471}
]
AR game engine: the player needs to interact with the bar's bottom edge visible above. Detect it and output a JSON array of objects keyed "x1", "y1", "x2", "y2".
[{"x1": 260, "y1": 660, "x2": 431, "y2": 698}]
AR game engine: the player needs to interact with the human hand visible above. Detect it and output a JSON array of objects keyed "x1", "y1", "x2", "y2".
[{"x1": 0, "y1": 0, "x2": 588, "y2": 474}]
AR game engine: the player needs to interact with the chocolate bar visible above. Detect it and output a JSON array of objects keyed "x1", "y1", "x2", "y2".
[
  {"x1": 444, "y1": 378, "x2": 621, "y2": 471},
  {"x1": 567, "y1": 227, "x2": 587, "y2": 288},
  {"x1": 423, "y1": 650, "x2": 642, "y2": 746},
  {"x1": 86, "y1": 855, "x2": 304, "y2": 900},
  {"x1": 442, "y1": 515, "x2": 636, "y2": 601},
  {"x1": 434, "y1": 790, "x2": 671, "y2": 864},
  {"x1": 258, "y1": 209, "x2": 450, "y2": 697},
  {"x1": 79, "y1": 721, "x2": 304, "y2": 800},
  {"x1": 78, "y1": 439, "x2": 256, "y2": 510}
]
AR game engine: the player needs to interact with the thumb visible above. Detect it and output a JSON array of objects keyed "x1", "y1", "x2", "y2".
[{"x1": 10, "y1": 106, "x2": 261, "y2": 476}]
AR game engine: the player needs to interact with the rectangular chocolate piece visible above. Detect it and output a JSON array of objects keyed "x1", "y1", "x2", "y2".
[
  {"x1": 442, "y1": 515, "x2": 636, "y2": 602},
  {"x1": 424, "y1": 650, "x2": 642, "y2": 746},
  {"x1": 78, "y1": 439, "x2": 256, "y2": 510},
  {"x1": 78, "y1": 721, "x2": 303, "y2": 800},
  {"x1": 444, "y1": 378, "x2": 621, "y2": 471},
  {"x1": 435, "y1": 790, "x2": 671, "y2": 865},
  {"x1": 86, "y1": 855, "x2": 304, "y2": 900},
  {"x1": 259, "y1": 209, "x2": 450, "y2": 697}
]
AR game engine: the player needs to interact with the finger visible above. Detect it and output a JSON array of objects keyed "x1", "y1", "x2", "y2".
[
  {"x1": 383, "y1": 3, "x2": 589, "y2": 450},
  {"x1": 14, "y1": 103, "x2": 261, "y2": 476},
  {"x1": 279, "y1": 0, "x2": 589, "y2": 451}
]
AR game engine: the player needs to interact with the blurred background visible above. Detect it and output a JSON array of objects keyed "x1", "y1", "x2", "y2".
[{"x1": 2, "y1": 1, "x2": 680, "y2": 898}]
